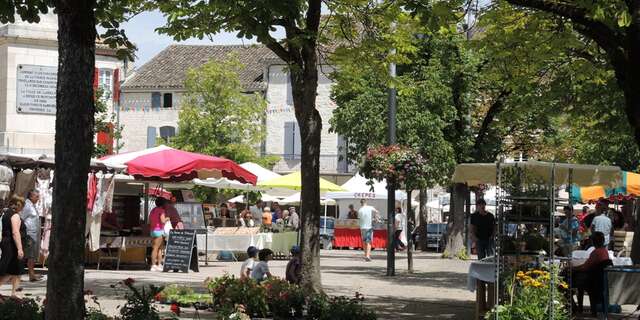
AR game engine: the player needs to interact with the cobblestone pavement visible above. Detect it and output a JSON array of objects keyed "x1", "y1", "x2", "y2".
[{"x1": 1, "y1": 250, "x2": 476, "y2": 319}]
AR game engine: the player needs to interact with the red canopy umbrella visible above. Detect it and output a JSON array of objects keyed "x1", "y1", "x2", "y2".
[{"x1": 125, "y1": 148, "x2": 257, "y2": 184}]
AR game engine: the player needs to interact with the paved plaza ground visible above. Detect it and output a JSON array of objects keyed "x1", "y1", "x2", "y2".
[
  {"x1": 2, "y1": 250, "x2": 475, "y2": 319},
  {"x1": 2, "y1": 250, "x2": 636, "y2": 319}
]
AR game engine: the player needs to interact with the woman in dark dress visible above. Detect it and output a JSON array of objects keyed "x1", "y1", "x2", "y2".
[{"x1": 0, "y1": 195, "x2": 26, "y2": 296}]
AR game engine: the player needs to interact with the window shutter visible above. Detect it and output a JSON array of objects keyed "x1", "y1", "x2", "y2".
[
  {"x1": 151, "y1": 92, "x2": 161, "y2": 108},
  {"x1": 337, "y1": 135, "x2": 348, "y2": 173},
  {"x1": 284, "y1": 122, "x2": 295, "y2": 160},
  {"x1": 286, "y1": 73, "x2": 293, "y2": 106},
  {"x1": 293, "y1": 122, "x2": 301, "y2": 158},
  {"x1": 147, "y1": 126, "x2": 157, "y2": 148}
]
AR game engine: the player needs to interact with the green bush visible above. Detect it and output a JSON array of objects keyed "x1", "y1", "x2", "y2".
[
  {"x1": 207, "y1": 274, "x2": 268, "y2": 319},
  {"x1": 262, "y1": 278, "x2": 305, "y2": 319},
  {"x1": 117, "y1": 278, "x2": 163, "y2": 320},
  {"x1": 0, "y1": 296, "x2": 42, "y2": 320},
  {"x1": 307, "y1": 293, "x2": 376, "y2": 320}
]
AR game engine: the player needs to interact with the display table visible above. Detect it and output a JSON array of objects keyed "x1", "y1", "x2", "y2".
[
  {"x1": 332, "y1": 228, "x2": 388, "y2": 249},
  {"x1": 467, "y1": 261, "x2": 496, "y2": 320},
  {"x1": 204, "y1": 229, "x2": 298, "y2": 253},
  {"x1": 86, "y1": 236, "x2": 153, "y2": 269}
]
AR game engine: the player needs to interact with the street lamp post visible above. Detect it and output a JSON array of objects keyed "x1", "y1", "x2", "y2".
[{"x1": 386, "y1": 44, "x2": 397, "y2": 277}]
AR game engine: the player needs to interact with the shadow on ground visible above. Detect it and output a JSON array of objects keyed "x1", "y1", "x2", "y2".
[
  {"x1": 322, "y1": 265, "x2": 468, "y2": 289},
  {"x1": 366, "y1": 296, "x2": 474, "y2": 319}
]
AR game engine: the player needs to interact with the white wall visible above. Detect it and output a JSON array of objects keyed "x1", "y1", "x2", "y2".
[
  {"x1": 0, "y1": 23, "x2": 122, "y2": 155},
  {"x1": 265, "y1": 64, "x2": 341, "y2": 174},
  {"x1": 118, "y1": 90, "x2": 182, "y2": 152}
]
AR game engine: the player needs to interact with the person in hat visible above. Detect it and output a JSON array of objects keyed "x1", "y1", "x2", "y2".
[
  {"x1": 286, "y1": 245, "x2": 302, "y2": 285},
  {"x1": 240, "y1": 246, "x2": 258, "y2": 280}
]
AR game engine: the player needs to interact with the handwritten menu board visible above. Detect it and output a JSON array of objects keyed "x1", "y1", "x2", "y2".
[{"x1": 163, "y1": 229, "x2": 196, "y2": 273}]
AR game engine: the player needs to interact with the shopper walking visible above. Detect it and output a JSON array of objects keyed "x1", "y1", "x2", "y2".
[
  {"x1": 20, "y1": 190, "x2": 41, "y2": 281},
  {"x1": 358, "y1": 199, "x2": 379, "y2": 262},
  {"x1": 0, "y1": 196, "x2": 26, "y2": 296}
]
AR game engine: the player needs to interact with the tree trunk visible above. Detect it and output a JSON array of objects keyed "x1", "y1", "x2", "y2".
[
  {"x1": 406, "y1": 189, "x2": 414, "y2": 273},
  {"x1": 419, "y1": 189, "x2": 428, "y2": 251},
  {"x1": 631, "y1": 200, "x2": 640, "y2": 264},
  {"x1": 46, "y1": 1, "x2": 96, "y2": 319},
  {"x1": 289, "y1": 0, "x2": 322, "y2": 290},
  {"x1": 444, "y1": 183, "x2": 468, "y2": 258}
]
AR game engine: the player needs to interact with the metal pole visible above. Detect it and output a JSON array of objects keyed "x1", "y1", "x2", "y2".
[{"x1": 386, "y1": 29, "x2": 397, "y2": 276}]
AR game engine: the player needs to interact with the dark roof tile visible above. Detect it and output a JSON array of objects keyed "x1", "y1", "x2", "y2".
[{"x1": 122, "y1": 44, "x2": 278, "y2": 91}]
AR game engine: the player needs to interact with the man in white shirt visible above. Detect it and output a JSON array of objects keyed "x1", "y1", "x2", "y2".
[
  {"x1": 591, "y1": 199, "x2": 613, "y2": 247},
  {"x1": 357, "y1": 199, "x2": 379, "y2": 262},
  {"x1": 21, "y1": 189, "x2": 42, "y2": 281},
  {"x1": 239, "y1": 246, "x2": 258, "y2": 279}
]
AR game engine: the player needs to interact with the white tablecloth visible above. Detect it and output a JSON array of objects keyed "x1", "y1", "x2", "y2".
[
  {"x1": 197, "y1": 232, "x2": 297, "y2": 252},
  {"x1": 466, "y1": 253, "x2": 633, "y2": 292},
  {"x1": 467, "y1": 261, "x2": 497, "y2": 292}
]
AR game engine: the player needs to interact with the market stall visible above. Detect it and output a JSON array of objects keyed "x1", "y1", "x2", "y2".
[
  {"x1": 454, "y1": 160, "x2": 623, "y2": 319},
  {"x1": 324, "y1": 173, "x2": 406, "y2": 249},
  {"x1": 95, "y1": 146, "x2": 257, "y2": 268}
]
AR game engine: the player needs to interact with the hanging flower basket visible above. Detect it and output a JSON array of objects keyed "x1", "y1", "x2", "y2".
[{"x1": 359, "y1": 144, "x2": 428, "y2": 189}]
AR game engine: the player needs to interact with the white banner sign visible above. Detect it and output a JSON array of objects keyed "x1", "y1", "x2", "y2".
[{"x1": 16, "y1": 64, "x2": 57, "y2": 114}]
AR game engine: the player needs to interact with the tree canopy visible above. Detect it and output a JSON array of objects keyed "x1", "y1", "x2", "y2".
[{"x1": 171, "y1": 56, "x2": 268, "y2": 164}]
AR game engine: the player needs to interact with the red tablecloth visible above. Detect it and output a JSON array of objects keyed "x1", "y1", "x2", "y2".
[{"x1": 332, "y1": 228, "x2": 388, "y2": 249}]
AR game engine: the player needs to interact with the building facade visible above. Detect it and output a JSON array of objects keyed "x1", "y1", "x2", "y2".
[
  {"x1": 0, "y1": 13, "x2": 124, "y2": 155},
  {"x1": 120, "y1": 44, "x2": 353, "y2": 179}
]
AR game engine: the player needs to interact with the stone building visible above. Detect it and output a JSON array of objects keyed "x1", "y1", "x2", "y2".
[
  {"x1": 120, "y1": 44, "x2": 354, "y2": 180},
  {"x1": 0, "y1": 13, "x2": 125, "y2": 155}
]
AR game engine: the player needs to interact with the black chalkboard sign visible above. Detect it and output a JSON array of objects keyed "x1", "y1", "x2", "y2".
[{"x1": 163, "y1": 229, "x2": 197, "y2": 273}]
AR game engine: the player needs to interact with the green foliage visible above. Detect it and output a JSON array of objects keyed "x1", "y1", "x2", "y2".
[
  {"x1": 485, "y1": 268, "x2": 569, "y2": 320},
  {"x1": 0, "y1": 0, "x2": 138, "y2": 60},
  {"x1": 156, "y1": 284, "x2": 211, "y2": 306},
  {"x1": 94, "y1": 88, "x2": 124, "y2": 157},
  {"x1": 170, "y1": 56, "x2": 267, "y2": 164},
  {"x1": 207, "y1": 275, "x2": 268, "y2": 319},
  {"x1": 117, "y1": 278, "x2": 163, "y2": 320},
  {"x1": 307, "y1": 292, "x2": 377, "y2": 320},
  {"x1": 262, "y1": 278, "x2": 305, "y2": 319},
  {"x1": 0, "y1": 296, "x2": 42, "y2": 320},
  {"x1": 360, "y1": 145, "x2": 432, "y2": 190},
  {"x1": 85, "y1": 308, "x2": 110, "y2": 320}
]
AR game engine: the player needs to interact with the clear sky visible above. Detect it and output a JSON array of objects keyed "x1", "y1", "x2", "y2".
[{"x1": 122, "y1": 11, "x2": 261, "y2": 68}]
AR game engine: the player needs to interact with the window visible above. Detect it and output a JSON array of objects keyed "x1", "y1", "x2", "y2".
[
  {"x1": 159, "y1": 126, "x2": 176, "y2": 143},
  {"x1": 163, "y1": 93, "x2": 173, "y2": 108},
  {"x1": 283, "y1": 121, "x2": 301, "y2": 160},
  {"x1": 146, "y1": 126, "x2": 157, "y2": 148},
  {"x1": 151, "y1": 92, "x2": 161, "y2": 108},
  {"x1": 98, "y1": 69, "x2": 113, "y2": 100},
  {"x1": 286, "y1": 73, "x2": 293, "y2": 106}
]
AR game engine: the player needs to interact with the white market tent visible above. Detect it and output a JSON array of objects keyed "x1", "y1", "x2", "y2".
[
  {"x1": 452, "y1": 160, "x2": 622, "y2": 187},
  {"x1": 325, "y1": 173, "x2": 410, "y2": 219},
  {"x1": 279, "y1": 192, "x2": 336, "y2": 206},
  {"x1": 195, "y1": 162, "x2": 296, "y2": 203}
]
